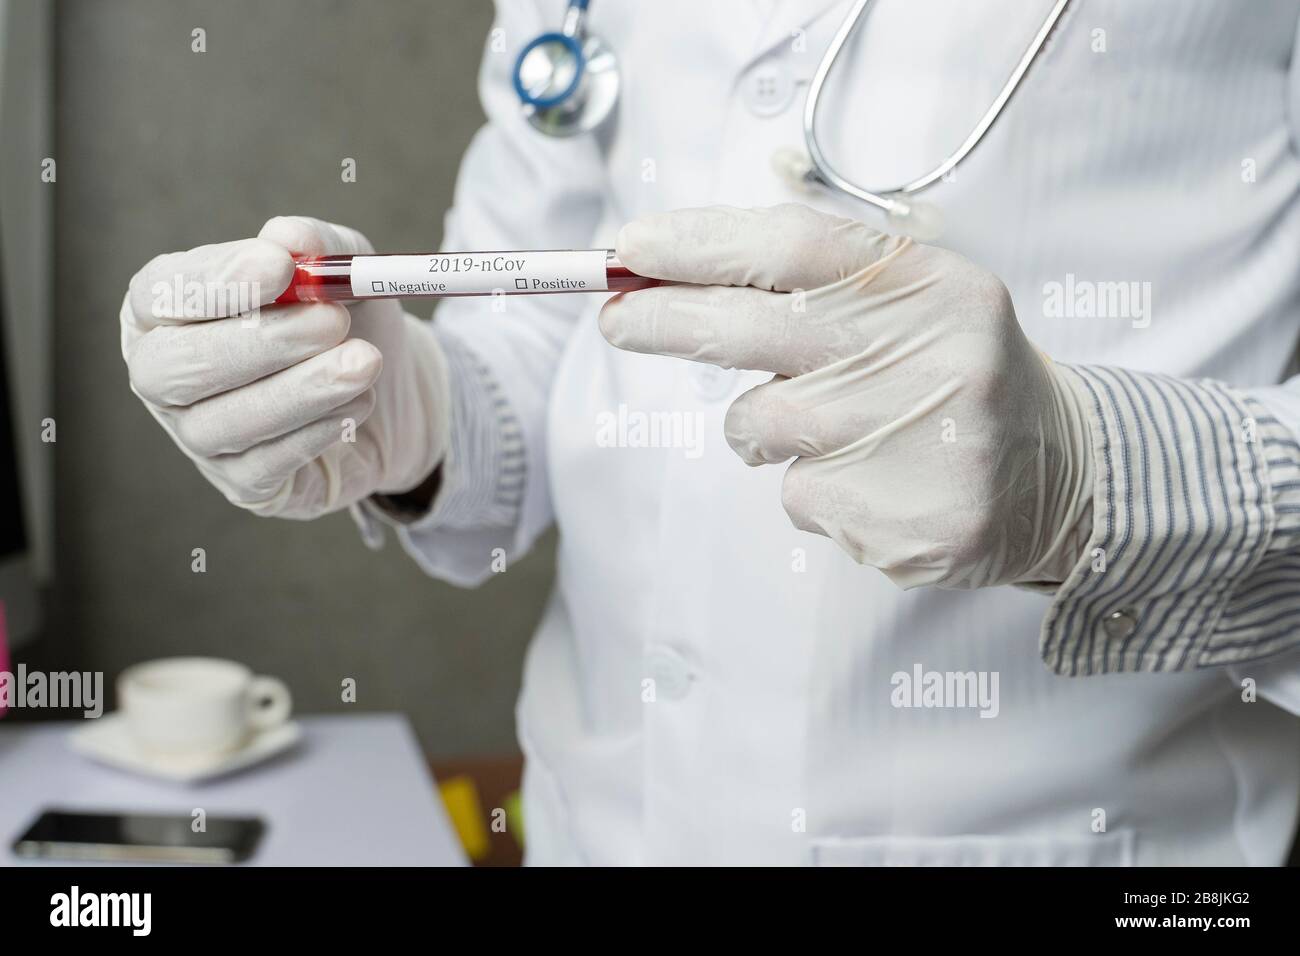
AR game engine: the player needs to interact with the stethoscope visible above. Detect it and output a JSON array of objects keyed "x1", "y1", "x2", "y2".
[{"x1": 512, "y1": 0, "x2": 1072, "y2": 238}]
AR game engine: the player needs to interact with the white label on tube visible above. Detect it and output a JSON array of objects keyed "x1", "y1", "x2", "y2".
[{"x1": 350, "y1": 250, "x2": 608, "y2": 298}]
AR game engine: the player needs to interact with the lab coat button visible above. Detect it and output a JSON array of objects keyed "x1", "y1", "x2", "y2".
[
  {"x1": 690, "y1": 363, "x2": 736, "y2": 402},
  {"x1": 645, "y1": 646, "x2": 694, "y2": 701},
  {"x1": 1103, "y1": 609, "x2": 1138, "y2": 640},
  {"x1": 742, "y1": 58, "x2": 795, "y2": 117}
]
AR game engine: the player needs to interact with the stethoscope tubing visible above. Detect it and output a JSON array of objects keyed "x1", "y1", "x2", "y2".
[
  {"x1": 517, "y1": 0, "x2": 1073, "y2": 217},
  {"x1": 802, "y1": 0, "x2": 1072, "y2": 213}
]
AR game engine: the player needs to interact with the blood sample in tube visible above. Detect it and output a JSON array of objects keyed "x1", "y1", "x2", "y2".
[{"x1": 276, "y1": 249, "x2": 659, "y2": 303}]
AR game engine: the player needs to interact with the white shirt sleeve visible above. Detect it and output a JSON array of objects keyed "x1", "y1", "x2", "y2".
[{"x1": 351, "y1": 0, "x2": 608, "y2": 586}]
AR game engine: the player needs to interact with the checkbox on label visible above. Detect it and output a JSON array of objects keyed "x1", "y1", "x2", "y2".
[
  {"x1": 515, "y1": 278, "x2": 528, "y2": 290},
  {"x1": 371, "y1": 281, "x2": 385, "y2": 293}
]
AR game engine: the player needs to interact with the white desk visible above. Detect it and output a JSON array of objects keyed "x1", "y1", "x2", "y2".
[{"x1": 0, "y1": 713, "x2": 466, "y2": 866}]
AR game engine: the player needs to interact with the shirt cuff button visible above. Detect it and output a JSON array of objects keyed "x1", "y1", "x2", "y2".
[{"x1": 1103, "y1": 609, "x2": 1138, "y2": 640}]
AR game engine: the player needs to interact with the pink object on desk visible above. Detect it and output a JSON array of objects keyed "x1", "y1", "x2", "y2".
[{"x1": 0, "y1": 601, "x2": 9, "y2": 717}]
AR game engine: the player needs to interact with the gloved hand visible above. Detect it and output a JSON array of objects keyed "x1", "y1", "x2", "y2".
[
  {"x1": 121, "y1": 216, "x2": 451, "y2": 519},
  {"x1": 599, "y1": 204, "x2": 1095, "y2": 590}
]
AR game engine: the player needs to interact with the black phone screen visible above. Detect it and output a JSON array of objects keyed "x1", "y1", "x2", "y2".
[{"x1": 13, "y1": 809, "x2": 265, "y2": 863}]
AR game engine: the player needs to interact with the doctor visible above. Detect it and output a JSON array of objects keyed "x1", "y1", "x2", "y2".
[{"x1": 120, "y1": 0, "x2": 1300, "y2": 865}]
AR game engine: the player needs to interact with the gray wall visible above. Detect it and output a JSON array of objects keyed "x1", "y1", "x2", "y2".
[{"x1": 49, "y1": 0, "x2": 552, "y2": 758}]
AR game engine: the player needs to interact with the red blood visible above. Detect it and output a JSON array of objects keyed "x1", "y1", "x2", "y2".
[
  {"x1": 275, "y1": 253, "x2": 659, "y2": 304},
  {"x1": 275, "y1": 256, "x2": 353, "y2": 304}
]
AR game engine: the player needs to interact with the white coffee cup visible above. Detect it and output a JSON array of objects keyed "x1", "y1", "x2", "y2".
[{"x1": 118, "y1": 657, "x2": 292, "y2": 757}]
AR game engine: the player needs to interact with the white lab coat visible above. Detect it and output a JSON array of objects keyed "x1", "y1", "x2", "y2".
[{"x1": 406, "y1": 0, "x2": 1300, "y2": 864}]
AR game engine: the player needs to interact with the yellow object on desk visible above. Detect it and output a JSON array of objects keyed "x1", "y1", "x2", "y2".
[
  {"x1": 503, "y1": 789, "x2": 525, "y2": 849},
  {"x1": 439, "y1": 775, "x2": 490, "y2": 862}
]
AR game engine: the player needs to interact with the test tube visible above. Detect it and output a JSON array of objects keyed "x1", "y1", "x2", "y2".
[{"x1": 275, "y1": 249, "x2": 659, "y2": 304}]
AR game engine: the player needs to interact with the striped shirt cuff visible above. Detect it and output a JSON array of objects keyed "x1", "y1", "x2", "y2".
[
  {"x1": 422, "y1": 326, "x2": 525, "y2": 531},
  {"x1": 1040, "y1": 366, "x2": 1296, "y2": 676},
  {"x1": 1210, "y1": 396, "x2": 1300, "y2": 664},
  {"x1": 353, "y1": 326, "x2": 524, "y2": 540}
]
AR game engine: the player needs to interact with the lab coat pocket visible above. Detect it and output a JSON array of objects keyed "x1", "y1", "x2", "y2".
[{"x1": 809, "y1": 831, "x2": 1135, "y2": 867}]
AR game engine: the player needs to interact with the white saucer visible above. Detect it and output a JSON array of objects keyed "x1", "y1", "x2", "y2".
[{"x1": 68, "y1": 714, "x2": 302, "y2": 784}]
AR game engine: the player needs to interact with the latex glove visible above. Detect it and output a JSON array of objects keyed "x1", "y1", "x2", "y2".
[
  {"x1": 121, "y1": 216, "x2": 450, "y2": 519},
  {"x1": 599, "y1": 204, "x2": 1095, "y2": 590}
]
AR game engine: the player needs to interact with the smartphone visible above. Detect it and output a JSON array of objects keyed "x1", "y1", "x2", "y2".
[{"x1": 12, "y1": 809, "x2": 265, "y2": 864}]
